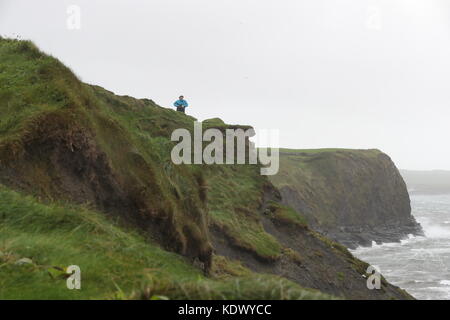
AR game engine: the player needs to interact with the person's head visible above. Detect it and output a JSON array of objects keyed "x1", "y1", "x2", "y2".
[{"x1": 179, "y1": 95, "x2": 184, "y2": 100}]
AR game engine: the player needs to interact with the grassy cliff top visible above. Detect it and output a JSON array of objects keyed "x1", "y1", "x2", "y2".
[{"x1": 278, "y1": 148, "x2": 382, "y2": 155}]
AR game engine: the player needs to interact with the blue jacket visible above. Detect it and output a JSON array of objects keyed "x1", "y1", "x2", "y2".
[{"x1": 174, "y1": 99, "x2": 188, "y2": 108}]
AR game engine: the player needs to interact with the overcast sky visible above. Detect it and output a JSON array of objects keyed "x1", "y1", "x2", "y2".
[{"x1": 1, "y1": 0, "x2": 449, "y2": 170}]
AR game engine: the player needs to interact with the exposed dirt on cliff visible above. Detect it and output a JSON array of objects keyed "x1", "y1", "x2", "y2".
[
  {"x1": 0, "y1": 110, "x2": 212, "y2": 270},
  {"x1": 209, "y1": 184, "x2": 414, "y2": 300}
]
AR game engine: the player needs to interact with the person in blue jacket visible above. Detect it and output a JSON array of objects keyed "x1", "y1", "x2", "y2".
[{"x1": 173, "y1": 95, "x2": 188, "y2": 113}]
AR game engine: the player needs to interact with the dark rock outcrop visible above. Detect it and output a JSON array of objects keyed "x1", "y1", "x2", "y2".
[{"x1": 270, "y1": 149, "x2": 423, "y2": 249}]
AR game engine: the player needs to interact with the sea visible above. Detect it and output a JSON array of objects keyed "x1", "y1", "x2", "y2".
[{"x1": 351, "y1": 194, "x2": 450, "y2": 300}]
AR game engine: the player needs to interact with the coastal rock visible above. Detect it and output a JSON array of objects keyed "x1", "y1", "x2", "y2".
[{"x1": 270, "y1": 149, "x2": 423, "y2": 249}]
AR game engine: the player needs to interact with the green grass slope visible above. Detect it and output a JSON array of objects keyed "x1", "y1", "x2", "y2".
[
  {"x1": 0, "y1": 37, "x2": 334, "y2": 300},
  {"x1": 0, "y1": 37, "x2": 413, "y2": 300},
  {"x1": 0, "y1": 185, "x2": 332, "y2": 300},
  {"x1": 0, "y1": 37, "x2": 213, "y2": 270}
]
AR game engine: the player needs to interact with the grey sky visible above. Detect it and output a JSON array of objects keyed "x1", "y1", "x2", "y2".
[{"x1": 1, "y1": 0, "x2": 449, "y2": 170}]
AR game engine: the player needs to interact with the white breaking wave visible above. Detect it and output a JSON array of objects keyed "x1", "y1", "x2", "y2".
[{"x1": 351, "y1": 194, "x2": 450, "y2": 300}]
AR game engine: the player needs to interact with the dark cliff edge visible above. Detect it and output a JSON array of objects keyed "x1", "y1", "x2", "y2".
[{"x1": 270, "y1": 149, "x2": 423, "y2": 249}]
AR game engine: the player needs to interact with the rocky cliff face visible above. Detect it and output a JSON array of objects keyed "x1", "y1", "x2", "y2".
[{"x1": 270, "y1": 149, "x2": 423, "y2": 249}]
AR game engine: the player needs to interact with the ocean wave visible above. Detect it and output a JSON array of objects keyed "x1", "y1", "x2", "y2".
[
  {"x1": 418, "y1": 287, "x2": 450, "y2": 300},
  {"x1": 351, "y1": 234, "x2": 426, "y2": 253},
  {"x1": 422, "y1": 224, "x2": 450, "y2": 239},
  {"x1": 350, "y1": 195, "x2": 450, "y2": 299}
]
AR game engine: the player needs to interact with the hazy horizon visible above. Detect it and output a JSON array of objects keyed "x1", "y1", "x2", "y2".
[{"x1": 1, "y1": 0, "x2": 450, "y2": 171}]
